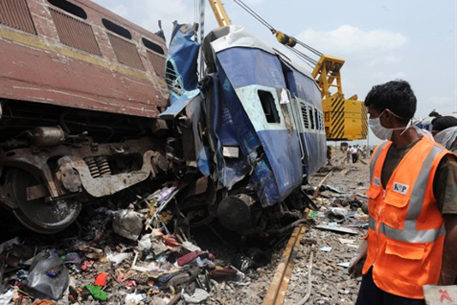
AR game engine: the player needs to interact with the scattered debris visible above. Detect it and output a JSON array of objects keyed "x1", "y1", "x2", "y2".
[
  {"x1": 319, "y1": 247, "x2": 332, "y2": 252},
  {"x1": 314, "y1": 225, "x2": 359, "y2": 235},
  {"x1": 0, "y1": 148, "x2": 369, "y2": 305},
  {"x1": 325, "y1": 208, "x2": 347, "y2": 223},
  {"x1": 25, "y1": 251, "x2": 70, "y2": 301},
  {"x1": 285, "y1": 150, "x2": 369, "y2": 304},
  {"x1": 182, "y1": 287, "x2": 210, "y2": 303},
  {"x1": 112, "y1": 209, "x2": 144, "y2": 241}
]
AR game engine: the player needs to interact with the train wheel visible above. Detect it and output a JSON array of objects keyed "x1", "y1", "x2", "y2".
[{"x1": 6, "y1": 168, "x2": 82, "y2": 234}]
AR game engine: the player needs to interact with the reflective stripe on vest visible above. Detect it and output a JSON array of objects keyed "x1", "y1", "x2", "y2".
[
  {"x1": 370, "y1": 141, "x2": 389, "y2": 182},
  {"x1": 368, "y1": 144, "x2": 446, "y2": 243},
  {"x1": 369, "y1": 216, "x2": 445, "y2": 242}
]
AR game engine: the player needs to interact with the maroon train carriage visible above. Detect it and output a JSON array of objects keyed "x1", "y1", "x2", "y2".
[{"x1": 0, "y1": 0, "x2": 171, "y2": 233}]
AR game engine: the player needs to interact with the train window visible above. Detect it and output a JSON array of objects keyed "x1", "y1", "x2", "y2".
[
  {"x1": 102, "y1": 18, "x2": 132, "y2": 40},
  {"x1": 143, "y1": 38, "x2": 165, "y2": 77},
  {"x1": 320, "y1": 112, "x2": 324, "y2": 130},
  {"x1": 258, "y1": 91, "x2": 280, "y2": 123},
  {"x1": 142, "y1": 38, "x2": 165, "y2": 55},
  {"x1": 314, "y1": 109, "x2": 320, "y2": 130},
  {"x1": 309, "y1": 109, "x2": 315, "y2": 129},
  {"x1": 48, "y1": 0, "x2": 87, "y2": 19},
  {"x1": 50, "y1": 8, "x2": 101, "y2": 56},
  {"x1": 165, "y1": 61, "x2": 183, "y2": 95},
  {"x1": 301, "y1": 105, "x2": 309, "y2": 129},
  {"x1": 0, "y1": 0, "x2": 37, "y2": 34}
]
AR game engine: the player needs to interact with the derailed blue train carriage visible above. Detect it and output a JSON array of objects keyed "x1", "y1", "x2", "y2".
[{"x1": 163, "y1": 24, "x2": 326, "y2": 234}]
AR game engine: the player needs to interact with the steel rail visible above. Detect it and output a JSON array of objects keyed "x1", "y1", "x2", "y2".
[{"x1": 263, "y1": 223, "x2": 308, "y2": 305}]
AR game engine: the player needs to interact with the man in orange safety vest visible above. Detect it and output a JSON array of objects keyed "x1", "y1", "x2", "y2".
[{"x1": 351, "y1": 80, "x2": 457, "y2": 305}]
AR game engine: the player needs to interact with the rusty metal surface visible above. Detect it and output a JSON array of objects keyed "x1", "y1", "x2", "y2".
[
  {"x1": 264, "y1": 224, "x2": 307, "y2": 305},
  {"x1": 0, "y1": 0, "x2": 36, "y2": 34},
  {"x1": 147, "y1": 51, "x2": 166, "y2": 78},
  {"x1": 1, "y1": 137, "x2": 165, "y2": 200},
  {"x1": 50, "y1": 8, "x2": 101, "y2": 56},
  {"x1": 108, "y1": 33, "x2": 145, "y2": 71},
  {"x1": 68, "y1": 150, "x2": 157, "y2": 198},
  {"x1": 0, "y1": 0, "x2": 169, "y2": 118}
]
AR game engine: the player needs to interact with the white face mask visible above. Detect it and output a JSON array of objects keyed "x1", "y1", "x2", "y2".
[{"x1": 369, "y1": 110, "x2": 411, "y2": 141}]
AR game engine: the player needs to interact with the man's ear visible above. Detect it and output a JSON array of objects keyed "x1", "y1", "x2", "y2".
[{"x1": 381, "y1": 109, "x2": 395, "y2": 128}]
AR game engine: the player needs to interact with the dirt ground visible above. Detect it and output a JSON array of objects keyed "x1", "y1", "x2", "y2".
[{"x1": 212, "y1": 149, "x2": 371, "y2": 305}]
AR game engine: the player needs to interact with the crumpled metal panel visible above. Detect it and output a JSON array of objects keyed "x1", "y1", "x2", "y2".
[
  {"x1": 0, "y1": 0, "x2": 36, "y2": 34},
  {"x1": 50, "y1": 8, "x2": 101, "y2": 56},
  {"x1": 108, "y1": 33, "x2": 144, "y2": 71},
  {"x1": 166, "y1": 24, "x2": 199, "y2": 96}
]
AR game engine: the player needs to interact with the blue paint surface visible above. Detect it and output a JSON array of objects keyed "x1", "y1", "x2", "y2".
[
  {"x1": 164, "y1": 25, "x2": 328, "y2": 208},
  {"x1": 257, "y1": 129, "x2": 303, "y2": 200},
  {"x1": 166, "y1": 24, "x2": 200, "y2": 94},
  {"x1": 217, "y1": 48, "x2": 286, "y2": 89},
  {"x1": 301, "y1": 132, "x2": 327, "y2": 176}
]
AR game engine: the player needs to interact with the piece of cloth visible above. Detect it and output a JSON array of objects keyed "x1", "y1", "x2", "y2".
[
  {"x1": 434, "y1": 126, "x2": 457, "y2": 151},
  {"x1": 381, "y1": 137, "x2": 457, "y2": 214},
  {"x1": 176, "y1": 250, "x2": 215, "y2": 266},
  {"x1": 94, "y1": 272, "x2": 107, "y2": 286},
  {"x1": 356, "y1": 268, "x2": 425, "y2": 305},
  {"x1": 451, "y1": 142, "x2": 457, "y2": 154},
  {"x1": 417, "y1": 128, "x2": 435, "y2": 141},
  {"x1": 85, "y1": 285, "x2": 107, "y2": 301},
  {"x1": 432, "y1": 116, "x2": 457, "y2": 132}
]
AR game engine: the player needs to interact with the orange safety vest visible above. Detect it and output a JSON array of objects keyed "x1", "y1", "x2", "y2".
[{"x1": 363, "y1": 137, "x2": 450, "y2": 299}]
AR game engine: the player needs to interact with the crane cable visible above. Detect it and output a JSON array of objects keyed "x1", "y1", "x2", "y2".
[
  {"x1": 232, "y1": 0, "x2": 275, "y2": 31},
  {"x1": 231, "y1": 0, "x2": 323, "y2": 58},
  {"x1": 286, "y1": 46, "x2": 317, "y2": 69}
]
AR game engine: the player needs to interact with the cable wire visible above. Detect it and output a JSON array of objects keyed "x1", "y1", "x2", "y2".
[
  {"x1": 296, "y1": 40, "x2": 323, "y2": 57},
  {"x1": 232, "y1": 0, "x2": 275, "y2": 31},
  {"x1": 286, "y1": 46, "x2": 318, "y2": 69},
  {"x1": 230, "y1": 0, "x2": 323, "y2": 67}
]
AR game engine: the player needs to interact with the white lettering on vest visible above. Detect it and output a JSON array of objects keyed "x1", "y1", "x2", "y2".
[
  {"x1": 374, "y1": 177, "x2": 381, "y2": 187},
  {"x1": 393, "y1": 182, "x2": 409, "y2": 195}
]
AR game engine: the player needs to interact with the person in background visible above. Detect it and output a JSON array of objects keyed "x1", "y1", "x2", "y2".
[
  {"x1": 326, "y1": 145, "x2": 332, "y2": 165},
  {"x1": 351, "y1": 145, "x2": 358, "y2": 163},
  {"x1": 360, "y1": 145, "x2": 367, "y2": 159},
  {"x1": 347, "y1": 146, "x2": 352, "y2": 163},
  {"x1": 432, "y1": 116, "x2": 457, "y2": 153},
  {"x1": 349, "y1": 80, "x2": 457, "y2": 305}
]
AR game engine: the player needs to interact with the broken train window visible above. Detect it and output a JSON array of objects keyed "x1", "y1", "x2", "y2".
[{"x1": 258, "y1": 90, "x2": 280, "y2": 123}]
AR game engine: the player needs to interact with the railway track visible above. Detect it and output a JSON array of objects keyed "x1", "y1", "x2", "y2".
[{"x1": 264, "y1": 223, "x2": 309, "y2": 305}]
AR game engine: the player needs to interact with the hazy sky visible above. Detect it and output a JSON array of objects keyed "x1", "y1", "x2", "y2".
[{"x1": 92, "y1": 0, "x2": 456, "y2": 144}]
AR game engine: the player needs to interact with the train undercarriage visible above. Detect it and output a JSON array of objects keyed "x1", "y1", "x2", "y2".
[
  {"x1": 0, "y1": 99, "x2": 313, "y2": 235},
  {"x1": 0, "y1": 99, "x2": 170, "y2": 233}
]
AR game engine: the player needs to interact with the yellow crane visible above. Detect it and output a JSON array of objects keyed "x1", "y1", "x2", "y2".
[{"x1": 207, "y1": 0, "x2": 368, "y2": 141}]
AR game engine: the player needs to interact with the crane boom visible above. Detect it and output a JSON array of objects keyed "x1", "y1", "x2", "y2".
[{"x1": 208, "y1": 0, "x2": 231, "y2": 27}]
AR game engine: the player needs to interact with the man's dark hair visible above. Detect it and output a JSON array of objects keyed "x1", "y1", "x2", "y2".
[
  {"x1": 432, "y1": 116, "x2": 457, "y2": 132},
  {"x1": 364, "y1": 80, "x2": 417, "y2": 119}
]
